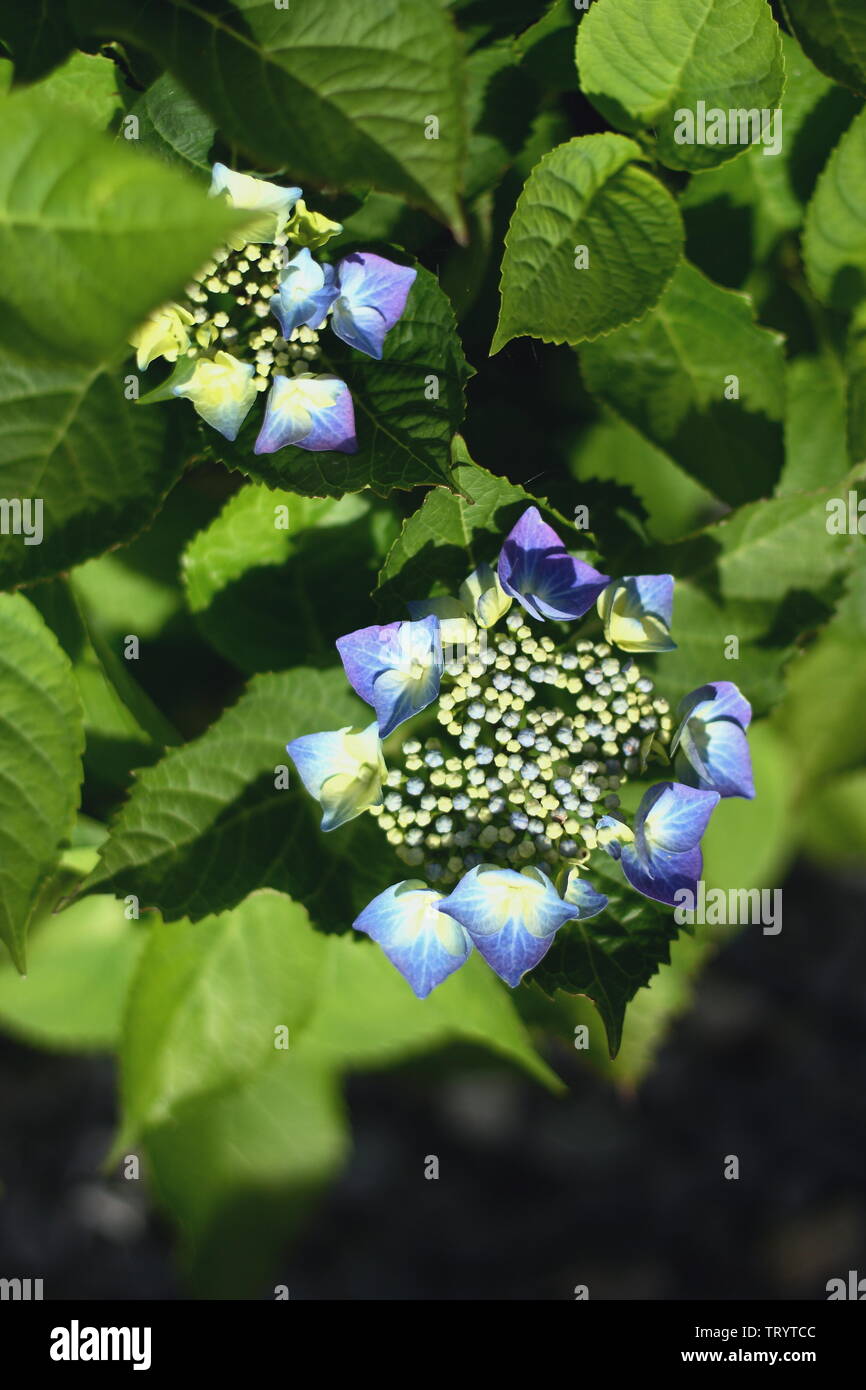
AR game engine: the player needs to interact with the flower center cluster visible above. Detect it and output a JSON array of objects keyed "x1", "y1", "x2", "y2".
[
  {"x1": 370, "y1": 610, "x2": 672, "y2": 886},
  {"x1": 182, "y1": 237, "x2": 321, "y2": 393}
]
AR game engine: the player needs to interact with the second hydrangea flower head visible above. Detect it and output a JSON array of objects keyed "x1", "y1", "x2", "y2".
[
  {"x1": 130, "y1": 165, "x2": 416, "y2": 454},
  {"x1": 287, "y1": 506, "x2": 756, "y2": 999}
]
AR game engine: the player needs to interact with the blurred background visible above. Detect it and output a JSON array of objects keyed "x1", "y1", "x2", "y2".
[{"x1": 1, "y1": 858, "x2": 864, "y2": 1300}]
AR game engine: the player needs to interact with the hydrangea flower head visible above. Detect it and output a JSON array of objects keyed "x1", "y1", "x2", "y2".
[
  {"x1": 130, "y1": 167, "x2": 417, "y2": 456},
  {"x1": 286, "y1": 506, "x2": 756, "y2": 997}
]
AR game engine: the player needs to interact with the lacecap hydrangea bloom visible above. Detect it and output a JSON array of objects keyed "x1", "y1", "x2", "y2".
[
  {"x1": 129, "y1": 165, "x2": 416, "y2": 454},
  {"x1": 288, "y1": 507, "x2": 755, "y2": 998}
]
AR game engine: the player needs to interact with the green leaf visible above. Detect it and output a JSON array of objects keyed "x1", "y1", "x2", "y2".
[
  {"x1": 127, "y1": 72, "x2": 215, "y2": 172},
  {"x1": 529, "y1": 854, "x2": 679, "y2": 1058},
  {"x1": 781, "y1": 0, "x2": 866, "y2": 96},
  {"x1": 376, "y1": 441, "x2": 560, "y2": 609},
  {"x1": 0, "y1": 86, "x2": 246, "y2": 363},
  {"x1": 804, "y1": 107, "x2": 866, "y2": 311},
  {"x1": 182, "y1": 487, "x2": 389, "y2": 674},
  {"x1": 70, "y1": 0, "x2": 467, "y2": 236},
  {"x1": 83, "y1": 667, "x2": 403, "y2": 928},
  {"x1": 580, "y1": 262, "x2": 786, "y2": 505},
  {"x1": 0, "y1": 0, "x2": 78, "y2": 82},
  {"x1": 648, "y1": 475, "x2": 865, "y2": 715},
  {"x1": 679, "y1": 33, "x2": 859, "y2": 282},
  {"x1": 0, "y1": 594, "x2": 84, "y2": 970},
  {"x1": 491, "y1": 135, "x2": 683, "y2": 353},
  {"x1": 569, "y1": 413, "x2": 715, "y2": 543},
  {"x1": 31, "y1": 49, "x2": 122, "y2": 128},
  {"x1": 463, "y1": 40, "x2": 537, "y2": 200},
  {"x1": 778, "y1": 352, "x2": 849, "y2": 495},
  {"x1": 577, "y1": 0, "x2": 785, "y2": 172},
  {"x1": 144, "y1": 1053, "x2": 347, "y2": 1298},
  {"x1": 701, "y1": 720, "x2": 794, "y2": 891},
  {"x1": 0, "y1": 352, "x2": 184, "y2": 588},
  {"x1": 0, "y1": 895, "x2": 146, "y2": 1050},
  {"x1": 778, "y1": 566, "x2": 866, "y2": 788},
  {"x1": 798, "y1": 767, "x2": 866, "y2": 866},
  {"x1": 29, "y1": 578, "x2": 180, "y2": 798},
  {"x1": 294, "y1": 928, "x2": 560, "y2": 1090},
  {"x1": 211, "y1": 266, "x2": 470, "y2": 498},
  {"x1": 120, "y1": 891, "x2": 327, "y2": 1143}
]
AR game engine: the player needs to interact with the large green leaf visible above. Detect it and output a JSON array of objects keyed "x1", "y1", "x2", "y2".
[
  {"x1": 294, "y1": 925, "x2": 559, "y2": 1089},
  {"x1": 0, "y1": 86, "x2": 246, "y2": 363},
  {"x1": 209, "y1": 267, "x2": 470, "y2": 498},
  {"x1": 83, "y1": 667, "x2": 403, "y2": 928},
  {"x1": 491, "y1": 135, "x2": 683, "y2": 353},
  {"x1": 0, "y1": 352, "x2": 184, "y2": 588},
  {"x1": 782, "y1": 0, "x2": 866, "y2": 96},
  {"x1": 69, "y1": 0, "x2": 466, "y2": 235},
  {"x1": 144, "y1": 1053, "x2": 348, "y2": 1298},
  {"x1": 182, "y1": 486, "x2": 390, "y2": 674},
  {"x1": 581, "y1": 262, "x2": 786, "y2": 505},
  {"x1": 0, "y1": 894, "x2": 146, "y2": 1050},
  {"x1": 804, "y1": 107, "x2": 866, "y2": 311},
  {"x1": 778, "y1": 566, "x2": 866, "y2": 789},
  {"x1": 121, "y1": 888, "x2": 557, "y2": 1146},
  {"x1": 0, "y1": 594, "x2": 84, "y2": 969},
  {"x1": 577, "y1": 0, "x2": 785, "y2": 172},
  {"x1": 778, "y1": 352, "x2": 849, "y2": 496},
  {"x1": 120, "y1": 892, "x2": 327, "y2": 1143},
  {"x1": 680, "y1": 34, "x2": 859, "y2": 281}
]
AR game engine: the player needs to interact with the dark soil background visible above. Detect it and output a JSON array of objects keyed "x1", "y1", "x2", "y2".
[{"x1": 1, "y1": 861, "x2": 864, "y2": 1301}]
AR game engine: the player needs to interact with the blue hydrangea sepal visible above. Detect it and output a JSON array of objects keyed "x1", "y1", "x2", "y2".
[
  {"x1": 439, "y1": 864, "x2": 578, "y2": 987},
  {"x1": 497, "y1": 507, "x2": 610, "y2": 622},
  {"x1": 353, "y1": 881, "x2": 472, "y2": 998}
]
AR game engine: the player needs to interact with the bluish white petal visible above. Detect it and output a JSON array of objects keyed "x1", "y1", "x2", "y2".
[
  {"x1": 563, "y1": 869, "x2": 608, "y2": 918},
  {"x1": 330, "y1": 252, "x2": 417, "y2": 359},
  {"x1": 677, "y1": 719, "x2": 756, "y2": 800},
  {"x1": 621, "y1": 841, "x2": 704, "y2": 907},
  {"x1": 497, "y1": 506, "x2": 609, "y2": 622},
  {"x1": 269, "y1": 248, "x2": 338, "y2": 336},
  {"x1": 254, "y1": 373, "x2": 356, "y2": 454},
  {"x1": 597, "y1": 574, "x2": 676, "y2": 653},
  {"x1": 439, "y1": 864, "x2": 577, "y2": 987},
  {"x1": 209, "y1": 163, "x2": 301, "y2": 243},
  {"x1": 674, "y1": 681, "x2": 752, "y2": 738},
  {"x1": 354, "y1": 881, "x2": 471, "y2": 998},
  {"x1": 636, "y1": 781, "x2": 719, "y2": 857},
  {"x1": 286, "y1": 723, "x2": 385, "y2": 831},
  {"x1": 336, "y1": 617, "x2": 443, "y2": 738}
]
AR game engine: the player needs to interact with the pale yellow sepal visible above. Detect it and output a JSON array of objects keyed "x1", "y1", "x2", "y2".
[
  {"x1": 130, "y1": 303, "x2": 194, "y2": 370},
  {"x1": 459, "y1": 562, "x2": 512, "y2": 629}
]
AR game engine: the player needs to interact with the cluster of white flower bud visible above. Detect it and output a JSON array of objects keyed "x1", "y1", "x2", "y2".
[
  {"x1": 181, "y1": 236, "x2": 321, "y2": 392},
  {"x1": 370, "y1": 609, "x2": 673, "y2": 885}
]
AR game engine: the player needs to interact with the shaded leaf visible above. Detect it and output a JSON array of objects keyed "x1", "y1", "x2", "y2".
[{"x1": 0, "y1": 594, "x2": 84, "y2": 969}]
